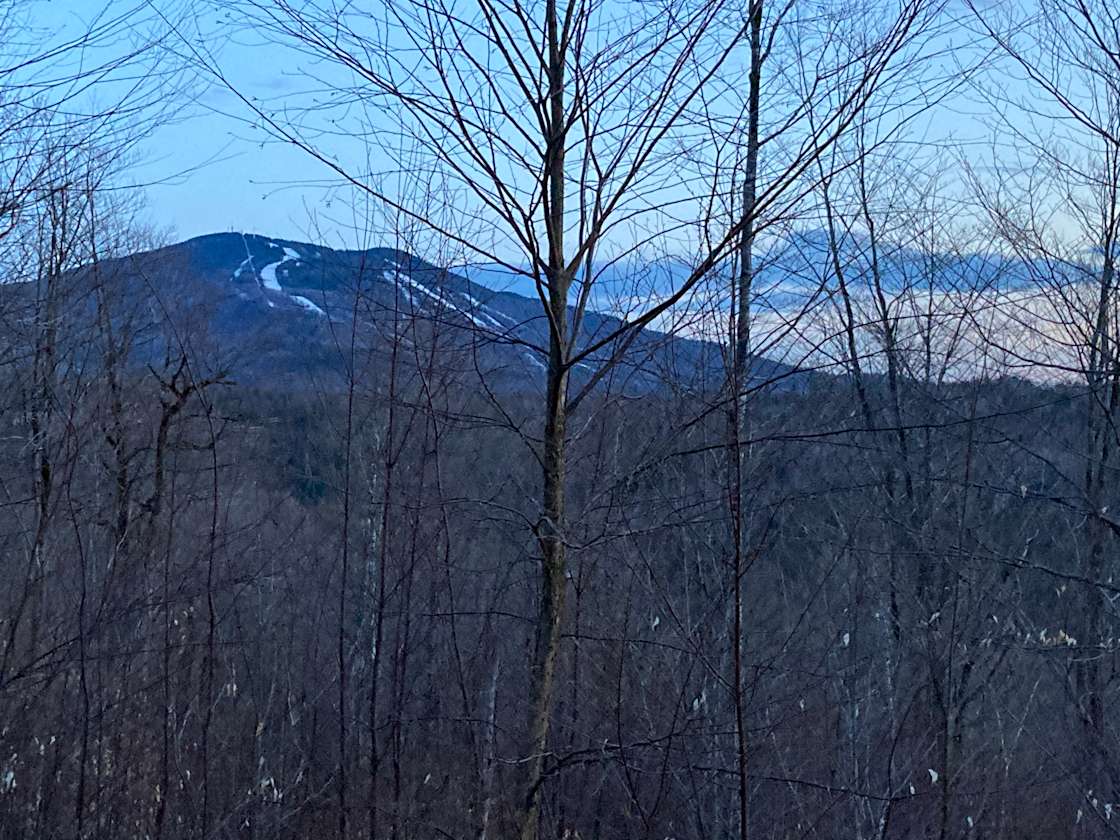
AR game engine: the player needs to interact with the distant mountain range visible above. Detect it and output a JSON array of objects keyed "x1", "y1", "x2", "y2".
[
  {"x1": 30, "y1": 229, "x2": 1093, "y2": 392},
  {"x1": 463, "y1": 227, "x2": 1054, "y2": 309}
]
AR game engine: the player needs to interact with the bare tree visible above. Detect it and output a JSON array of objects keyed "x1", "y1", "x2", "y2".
[{"x1": 187, "y1": 1, "x2": 942, "y2": 835}]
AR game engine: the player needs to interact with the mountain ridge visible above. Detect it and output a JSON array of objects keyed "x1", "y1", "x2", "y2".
[{"x1": 88, "y1": 231, "x2": 761, "y2": 394}]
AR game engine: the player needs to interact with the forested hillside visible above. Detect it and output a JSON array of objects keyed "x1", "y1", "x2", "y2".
[{"x1": 2, "y1": 1, "x2": 1120, "y2": 839}]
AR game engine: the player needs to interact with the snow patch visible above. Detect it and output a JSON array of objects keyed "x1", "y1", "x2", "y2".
[
  {"x1": 233, "y1": 256, "x2": 252, "y2": 280},
  {"x1": 259, "y1": 244, "x2": 301, "y2": 292},
  {"x1": 459, "y1": 290, "x2": 512, "y2": 328},
  {"x1": 400, "y1": 273, "x2": 445, "y2": 307},
  {"x1": 291, "y1": 295, "x2": 325, "y2": 316},
  {"x1": 236, "y1": 233, "x2": 257, "y2": 281},
  {"x1": 392, "y1": 270, "x2": 506, "y2": 333}
]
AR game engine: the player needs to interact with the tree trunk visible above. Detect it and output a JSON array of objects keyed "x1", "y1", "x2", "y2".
[
  {"x1": 728, "y1": 6, "x2": 763, "y2": 839},
  {"x1": 519, "y1": 2, "x2": 571, "y2": 835}
]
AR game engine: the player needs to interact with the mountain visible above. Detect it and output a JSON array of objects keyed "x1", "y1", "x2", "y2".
[
  {"x1": 38, "y1": 228, "x2": 1074, "y2": 394},
  {"x1": 90, "y1": 232, "x2": 773, "y2": 394},
  {"x1": 462, "y1": 228, "x2": 1050, "y2": 312}
]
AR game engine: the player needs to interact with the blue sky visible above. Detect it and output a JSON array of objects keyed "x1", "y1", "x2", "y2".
[
  {"x1": 31, "y1": 0, "x2": 350, "y2": 245},
  {"x1": 26, "y1": 0, "x2": 1074, "y2": 258}
]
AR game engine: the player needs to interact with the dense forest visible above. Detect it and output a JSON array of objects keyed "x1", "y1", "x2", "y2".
[{"x1": 2, "y1": 1, "x2": 1120, "y2": 839}]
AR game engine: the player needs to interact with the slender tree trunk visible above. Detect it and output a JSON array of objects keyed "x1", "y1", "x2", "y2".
[
  {"x1": 521, "y1": 351, "x2": 570, "y2": 840},
  {"x1": 519, "y1": 2, "x2": 571, "y2": 836},
  {"x1": 478, "y1": 653, "x2": 501, "y2": 840},
  {"x1": 1077, "y1": 249, "x2": 1116, "y2": 793},
  {"x1": 727, "y1": 6, "x2": 763, "y2": 840}
]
